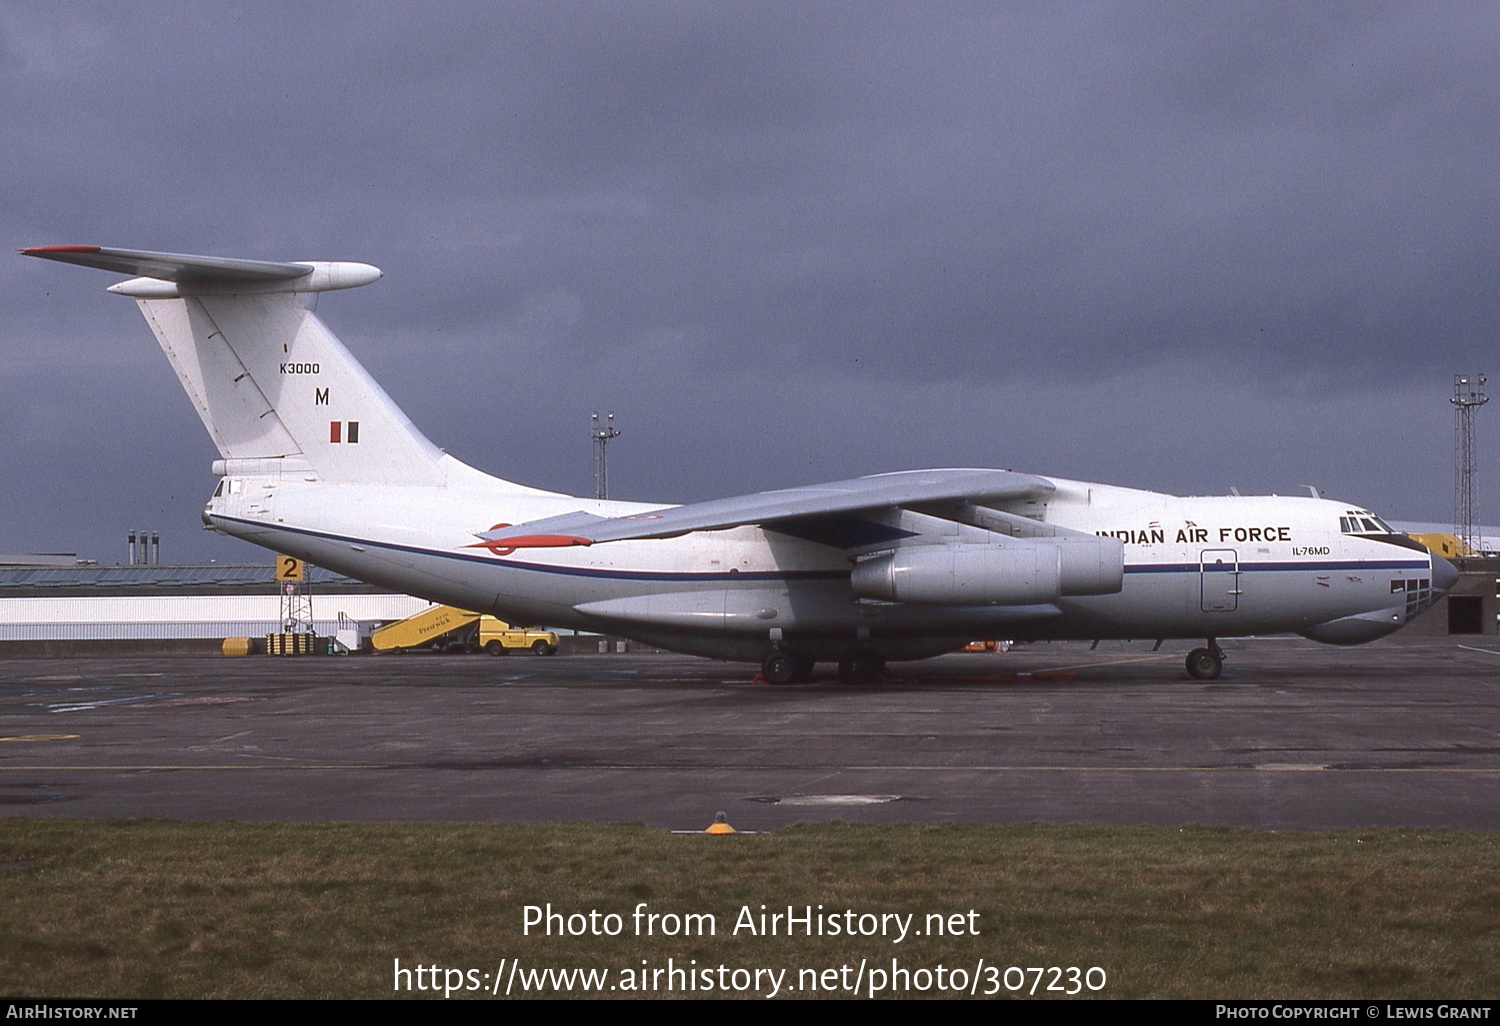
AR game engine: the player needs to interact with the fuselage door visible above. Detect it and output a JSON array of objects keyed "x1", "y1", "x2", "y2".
[{"x1": 1200, "y1": 548, "x2": 1240, "y2": 612}]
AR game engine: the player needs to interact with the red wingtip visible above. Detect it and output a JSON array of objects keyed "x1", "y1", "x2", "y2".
[{"x1": 21, "y1": 245, "x2": 102, "y2": 254}]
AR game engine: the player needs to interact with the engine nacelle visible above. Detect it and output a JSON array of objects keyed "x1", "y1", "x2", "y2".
[{"x1": 850, "y1": 537, "x2": 1124, "y2": 605}]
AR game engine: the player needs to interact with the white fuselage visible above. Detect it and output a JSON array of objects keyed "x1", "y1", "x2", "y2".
[{"x1": 206, "y1": 460, "x2": 1447, "y2": 663}]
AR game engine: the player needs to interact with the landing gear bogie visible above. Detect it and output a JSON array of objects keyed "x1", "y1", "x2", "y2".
[
  {"x1": 761, "y1": 652, "x2": 813, "y2": 685},
  {"x1": 837, "y1": 650, "x2": 886, "y2": 686}
]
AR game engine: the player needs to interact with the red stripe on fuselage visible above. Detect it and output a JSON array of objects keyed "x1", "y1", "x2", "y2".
[{"x1": 466, "y1": 535, "x2": 593, "y2": 551}]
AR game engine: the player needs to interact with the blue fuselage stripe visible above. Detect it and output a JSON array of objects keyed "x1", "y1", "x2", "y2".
[{"x1": 1125, "y1": 560, "x2": 1429, "y2": 574}]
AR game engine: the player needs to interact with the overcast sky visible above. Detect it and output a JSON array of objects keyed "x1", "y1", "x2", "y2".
[{"x1": 5, "y1": 2, "x2": 1498, "y2": 563}]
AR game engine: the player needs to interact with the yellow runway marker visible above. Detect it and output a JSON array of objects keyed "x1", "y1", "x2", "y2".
[{"x1": 0, "y1": 734, "x2": 80, "y2": 742}]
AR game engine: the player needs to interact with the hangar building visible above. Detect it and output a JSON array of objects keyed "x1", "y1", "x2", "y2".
[{"x1": 0, "y1": 558, "x2": 426, "y2": 654}]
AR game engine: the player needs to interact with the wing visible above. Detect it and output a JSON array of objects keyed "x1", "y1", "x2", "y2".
[{"x1": 473, "y1": 468, "x2": 1058, "y2": 548}]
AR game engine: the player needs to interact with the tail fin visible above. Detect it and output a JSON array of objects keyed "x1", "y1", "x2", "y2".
[{"x1": 23, "y1": 246, "x2": 445, "y2": 486}]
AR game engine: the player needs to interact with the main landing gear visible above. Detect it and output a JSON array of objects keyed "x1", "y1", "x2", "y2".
[
  {"x1": 1185, "y1": 639, "x2": 1225, "y2": 680},
  {"x1": 759, "y1": 649, "x2": 887, "y2": 685},
  {"x1": 836, "y1": 650, "x2": 885, "y2": 685},
  {"x1": 760, "y1": 651, "x2": 814, "y2": 686}
]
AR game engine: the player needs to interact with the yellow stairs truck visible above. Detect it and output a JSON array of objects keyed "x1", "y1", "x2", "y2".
[{"x1": 370, "y1": 605, "x2": 559, "y2": 655}]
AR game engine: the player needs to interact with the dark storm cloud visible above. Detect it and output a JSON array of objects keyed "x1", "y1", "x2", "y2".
[{"x1": 3, "y1": 2, "x2": 1496, "y2": 558}]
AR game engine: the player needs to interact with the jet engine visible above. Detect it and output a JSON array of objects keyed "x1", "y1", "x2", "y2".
[{"x1": 850, "y1": 536, "x2": 1124, "y2": 605}]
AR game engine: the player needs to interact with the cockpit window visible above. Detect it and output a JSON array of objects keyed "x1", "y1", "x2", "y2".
[{"x1": 1341, "y1": 512, "x2": 1397, "y2": 535}]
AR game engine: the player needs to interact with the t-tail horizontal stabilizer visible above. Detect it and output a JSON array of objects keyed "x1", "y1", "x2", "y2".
[{"x1": 21, "y1": 246, "x2": 380, "y2": 295}]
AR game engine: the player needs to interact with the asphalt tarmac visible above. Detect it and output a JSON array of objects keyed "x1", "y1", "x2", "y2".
[{"x1": 1, "y1": 636, "x2": 1496, "y2": 831}]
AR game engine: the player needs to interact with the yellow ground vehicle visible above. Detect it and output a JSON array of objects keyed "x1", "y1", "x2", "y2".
[
  {"x1": 370, "y1": 605, "x2": 558, "y2": 655},
  {"x1": 478, "y1": 617, "x2": 559, "y2": 656}
]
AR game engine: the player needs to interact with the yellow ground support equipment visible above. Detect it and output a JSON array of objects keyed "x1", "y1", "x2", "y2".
[
  {"x1": 221, "y1": 637, "x2": 253, "y2": 657},
  {"x1": 266, "y1": 632, "x2": 319, "y2": 655},
  {"x1": 477, "y1": 617, "x2": 559, "y2": 656},
  {"x1": 370, "y1": 605, "x2": 559, "y2": 655},
  {"x1": 370, "y1": 605, "x2": 477, "y2": 652},
  {"x1": 1408, "y1": 533, "x2": 1473, "y2": 559}
]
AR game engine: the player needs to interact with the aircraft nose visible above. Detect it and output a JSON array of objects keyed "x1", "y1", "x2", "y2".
[{"x1": 1431, "y1": 554, "x2": 1460, "y2": 595}]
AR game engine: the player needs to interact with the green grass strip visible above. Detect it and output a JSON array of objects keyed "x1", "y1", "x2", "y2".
[{"x1": 1, "y1": 820, "x2": 1495, "y2": 999}]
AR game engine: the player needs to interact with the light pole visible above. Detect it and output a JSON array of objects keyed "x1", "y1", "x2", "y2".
[
  {"x1": 591, "y1": 411, "x2": 620, "y2": 500},
  {"x1": 1452, "y1": 374, "x2": 1488, "y2": 554}
]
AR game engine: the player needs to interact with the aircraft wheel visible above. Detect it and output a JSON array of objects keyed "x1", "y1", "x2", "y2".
[
  {"x1": 485, "y1": 641, "x2": 506, "y2": 656},
  {"x1": 837, "y1": 651, "x2": 885, "y2": 685},
  {"x1": 1185, "y1": 647, "x2": 1223, "y2": 680},
  {"x1": 761, "y1": 652, "x2": 810, "y2": 685},
  {"x1": 532, "y1": 640, "x2": 555, "y2": 656}
]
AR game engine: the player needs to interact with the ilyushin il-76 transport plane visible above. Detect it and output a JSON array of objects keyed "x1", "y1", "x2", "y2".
[{"x1": 24, "y1": 245, "x2": 1459, "y2": 683}]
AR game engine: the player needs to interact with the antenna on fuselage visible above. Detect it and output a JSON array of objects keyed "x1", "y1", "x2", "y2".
[{"x1": 1453, "y1": 374, "x2": 1488, "y2": 555}]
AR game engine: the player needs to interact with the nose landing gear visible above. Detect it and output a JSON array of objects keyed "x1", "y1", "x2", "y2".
[{"x1": 1185, "y1": 639, "x2": 1225, "y2": 680}]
